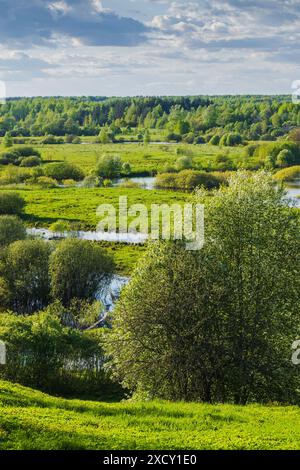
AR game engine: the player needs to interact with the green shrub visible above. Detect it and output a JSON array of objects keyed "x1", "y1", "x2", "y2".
[
  {"x1": 209, "y1": 135, "x2": 220, "y2": 145},
  {"x1": 0, "y1": 151, "x2": 20, "y2": 165},
  {"x1": 254, "y1": 142, "x2": 300, "y2": 167},
  {"x1": 19, "y1": 156, "x2": 42, "y2": 167},
  {"x1": 17, "y1": 146, "x2": 41, "y2": 158},
  {"x1": 273, "y1": 166, "x2": 300, "y2": 181},
  {"x1": 41, "y1": 135, "x2": 64, "y2": 144},
  {"x1": 155, "y1": 170, "x2": 223, "y2": 190},
  {"x1": 96, "y1": 155, "x2": 122, "y2": 179},
  {"x1": 0, "y1": 215, "x2": 26, "y2": 247},
  {"x1": 49, "y1": 239, "x2": 114, "y2": 306},
  {"x1": 2, "y1": 239, "x2": 52, "y2": 313},
  {"x1": 0, "y1": 192, "x2": 25, "y2": 215},
  {"x1": 276, "y1": 149, "x2": 294, "y2": 168},
  {"x1": 0, "y1": 311, "x2": 108, "y2": 396},
  {"x1": 36, "y1": 176, "x2": 58, "y2": 188},
  {"x1": 176, "y1": 156, "x2": 193, "y2": 171},
  {"x1": 45, "y1": 162, "x2": 84, "y2": 181},
  {"x1": 0, "y1": 167, "x2": 31, "y2": 185}
]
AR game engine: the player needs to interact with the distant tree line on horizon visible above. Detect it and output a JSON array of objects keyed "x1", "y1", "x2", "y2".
[{"x1": 0, "y1": 95, "x2": 299, "y2": 143}]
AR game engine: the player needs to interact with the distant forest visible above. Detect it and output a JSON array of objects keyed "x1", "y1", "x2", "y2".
[{"x1": 0, "y1": 95, "x2": 299, "y2": 142}]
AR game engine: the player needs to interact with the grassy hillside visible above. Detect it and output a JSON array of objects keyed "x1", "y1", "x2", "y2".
[{"x1": 1, "y1": 380, "x2": 300, "y2": 450}]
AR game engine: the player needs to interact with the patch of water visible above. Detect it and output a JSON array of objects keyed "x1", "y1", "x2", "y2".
[
  {"x1": 27, "y1": 227, "x2": 148, "y2": 244},
  {"x1": 286, "y1": 180, "x2": 300, "y2": 208},
  {"x1": 96, "y1": 275, "x2": 130, "y2": 313},
  {"x1": 114, "y1": 176, "x2": 156, "y2": 190}
]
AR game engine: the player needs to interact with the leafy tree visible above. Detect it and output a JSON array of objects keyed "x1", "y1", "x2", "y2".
[
  {"x1": 0, "y1": 216, "x2": 26, "y2": 247},
  {"x1": 2, "y1": 239, "x2": 52, "y2": 313},
  {"x1": 0, "y1": 193, "x2": 25, "y2": 215},
  {"x1": 122, "y1": 162, "x2": 132, "y2": 176},
  {"x1": 96, "y1": 155, "x2": 122, "y2": 179},
  {"x1": 209, "y1": 135, "x2": 220, "y2": 145},
  {"x1": 3, "y1": 132, "x2": 13, "y2": 148},
  {"x1": 143, "y1": 130, "x2": 151, "y2": 145},
  {"x1": 49, "y1": 239, "x2": 114, "y2": 306},
  {"x1": 0, "y1": 311, "x2": 108, "y2": 395},
  {"x1": 17, "y1": 146, "x2": 40, "y2": 158},
  {"x1": 107, "y1": 172, "x2": 300, "y2": 404},
  {"x1": 276, "y1": 149, "x2": 295, "y2": 168},
  {"x1": 176, "y1": 156, "x2": 193, "y2": 171},
  {"x1": 289, "y1": 128, "x2": 300, "y2": 142},
  {"x1": 44, "y1": 162, "x2": 84, "y2": 181},
  {"x1": 19, "y1": 156, "x2": 41, "y2": 167},
  {"x1": 99, "y1": 128, "x2": 110, "y2": 144}
]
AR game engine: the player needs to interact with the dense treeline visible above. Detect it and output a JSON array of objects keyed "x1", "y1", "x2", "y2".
[{"x1": 0, "y1": 95, "x2": 299, "y2": 141}]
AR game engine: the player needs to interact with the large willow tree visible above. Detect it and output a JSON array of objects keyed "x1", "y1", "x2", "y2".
[{"x1": 107, "y1": 172, "x2": 300, "y2": 404}]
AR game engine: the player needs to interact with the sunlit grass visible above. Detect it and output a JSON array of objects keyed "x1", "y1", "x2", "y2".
[{"x1": 0, "y1": 380, "x2": 300, "y2": 450}]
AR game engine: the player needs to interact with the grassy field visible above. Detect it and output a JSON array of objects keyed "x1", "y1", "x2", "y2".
[
  {"x1": 0, "y1": 380, "x2": 300, "y2": 450},
  {"x1": 0, "y1": 142, "x2": 245, "y2": 175},
  {"x1": 0, "y1": 186, "x2": 189, "y2": 274},
  {"x1": 6, "y1": 186, "x2": 189, "y2": 229}
]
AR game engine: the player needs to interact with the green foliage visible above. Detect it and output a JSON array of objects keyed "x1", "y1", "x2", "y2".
[
  {"x1": 19, "y1": 156, "x2": 42, "y2": 167},
  {"x1": 255, "y1": 142, "x2": 300, "y2": 167},
  {"x1": 17, "y1": 146, "x2": 41, "y2": 158},
  {"x1": 49, "y1": 238, "x2": 114, "y2": 306},
  {"x1": 0, "y1": 215, "x2": 26, "y2": 247},
  {"x1": 209, "y1": 134, "x2": 220, "y2": 145},
  {"x1": 155, "y1": 170, "x2": 224, "y2": 190},
  {"x1": 107, "y1": 172, "x2": 300, "y2": 404},
  {"x1": 99, "y1": 129, "x2": 110, "y2": 144},
  {"x1": 2, "y1": 239, "x2": 52, "y2": 314},
  {"x1": 143, "y1": 130, "x2": 151, "y2": 145},
  {"x1": 36, "y1": 176, "x2": 58, "y2": 188},
  {"x1": 0, "y1": 192, "x2": 25, "y2": 215},
  {"x1": 2, "y1": 380, "x2": 300, "y2": 449},
  {"x1": 0, "y1": 95, "x2": 299, "y2": 142},
  {"x1": 3, "y1": 132, "x2": 13, "y2": 148},
  {"x1": 220, "y1": 133, "x2": 243, "y2": 146},
  {"x1": 273, "y1": 165, "x2": 300, "y2": 181},
  {"x1": 41, "y1": 135, "x2": 64, "y2": 145},
  {"x1": 96, "y1": 155, "x2": 122, "y2": 179},
  {"x1": 45, "y1": 162, "x2": 84, "y2": 181},
  {"x1": 175, "y1": 156, "x2": 193, "y2": 171},
  {"x1": 49, "y1": 220, "x2": 72, "y2": 233},
  {"x1": 0, "y1": 313, "x2": 108, "y2": 396},
  {"x1": 122, "y1": 162, "x2": 132, "y2": 176},
  {"x1": 276, "y1": 149, "x2": 294, "y2": 168}
]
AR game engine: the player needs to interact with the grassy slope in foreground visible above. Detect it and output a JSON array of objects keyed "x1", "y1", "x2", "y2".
[{"x1": 0, "y1": 381, "x2": 300, "y2": 450}]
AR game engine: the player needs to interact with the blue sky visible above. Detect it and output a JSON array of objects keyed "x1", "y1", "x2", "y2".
[{"x1": 0, "y1": 0, "x2": 299, "y2": 96}]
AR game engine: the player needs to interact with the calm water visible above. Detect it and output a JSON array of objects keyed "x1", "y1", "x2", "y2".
[
  {"x1": 114, "y1": 176, "x2": 156, "y2": 190},
  {"x1": 96, "y1": 275, "x2": 130, "y2": 312},
  {"x1": 27, "y1": 178, "x2": 300, "y2": 245},
  {"x1": 27, "y1": 227, "x2": 148, "y2": 244},
  {"x1": 286, "y1": 180, "x2": 300, "y2": 207}
]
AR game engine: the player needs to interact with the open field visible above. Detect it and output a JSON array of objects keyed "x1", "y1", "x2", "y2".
[
  {"x1": 0, "y1": 142, "x2": 246, "y2": 175},
  {"x1": 0, "y1": 380, "x2": 300, "y2": 450},
  {"x1": 0, "y1": 186, "x2": 189, "y2": 274},
  {"x1": 5, "y1": 186, "x2": 190, "y2": 229}
]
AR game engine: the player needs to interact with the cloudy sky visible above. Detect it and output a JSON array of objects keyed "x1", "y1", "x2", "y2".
[{"x1": 0, "y1": 0, "x2": 299, "y2": 96}]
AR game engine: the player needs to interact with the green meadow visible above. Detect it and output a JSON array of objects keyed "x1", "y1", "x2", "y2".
[
  {"x1": 13, "y1": 186, "x2": 189, "y2": 229},
  {"x1": 0, "y1": 186, "x2": 189, "y2": 274},
  {"x1": 0, "y1": 141, "x2": 245, "y2": 174},
  {"x1": 1, "y1": 380, "x2": 300, "y2": 450}
]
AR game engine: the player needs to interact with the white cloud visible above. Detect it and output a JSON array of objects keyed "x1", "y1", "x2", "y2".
[{"x1": 1, "y1": 0, "x2": 300, "y2": 95}]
